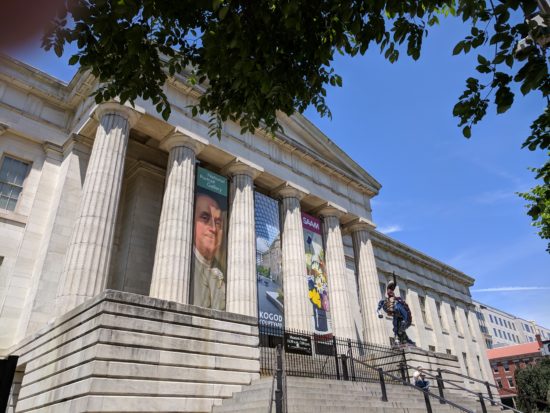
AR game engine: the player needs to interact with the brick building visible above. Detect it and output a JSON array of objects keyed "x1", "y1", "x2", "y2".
[{"x1": 487, "y1": 340, "x2": 543, "y2": 408}]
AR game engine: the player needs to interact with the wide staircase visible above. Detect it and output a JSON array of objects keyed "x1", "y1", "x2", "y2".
[{"x1": 212, "y1": 376, "x2": 504, "y2": 413}]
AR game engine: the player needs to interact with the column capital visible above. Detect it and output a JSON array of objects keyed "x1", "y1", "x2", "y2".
[
  {"x1": 42, "y1": 142, "x2": 64, "y2": 162},
  {"x1": 272, "y1": 182, "x2": 309, "y2": 200},
  {"x1": 344, "y1": 217, "x2": 376, "y2": 233},
  {"x1": 222, "y1": 157, "x2": 263, "y2": 179},
  {"x1": 160, "y1": 126, "x2": 208, "y2": 153},
  {"x1": 0, "y1": 122, "x2": 8, "y2": 136},
  {"x1": 312, "y1": 202, "x2": 346, "y2": 219},
  {"x1": 94, "y1": 102, "x2": 144, "y2": 128}
]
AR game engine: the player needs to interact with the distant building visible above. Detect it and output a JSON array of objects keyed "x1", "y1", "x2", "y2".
[
  {"x1": 487, "y1": 340, "x2": 543, "y2": 408},
  {"x1": 473, "y1": 301, "x2": 550, "y2": 349}
]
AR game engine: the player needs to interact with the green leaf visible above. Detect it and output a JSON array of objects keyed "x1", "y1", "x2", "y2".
[
  {"x1": 452, "y1": 42, "x2": 463, "y2": 55},
  {"x1": 463, "y1": 125, "x2": 471, "y2": 138}
]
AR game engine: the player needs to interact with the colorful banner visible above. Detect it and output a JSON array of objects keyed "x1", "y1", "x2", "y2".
[
  {"x1": 190, "y1": 167, "x2": 228, "y2": 310},
  {"x1": 302, "y1": 213, "x2": 331, "y2": 334},
  {"x1": 255, "y1": 192, "x2": 283, "y2": 329}
]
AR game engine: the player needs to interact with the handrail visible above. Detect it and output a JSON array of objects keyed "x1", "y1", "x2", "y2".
[
  {"x1": 404, "y1": 364, "x2": 523, "y2": 413},
  {"x1": 350, "y1": 356, "x2": 474, "y2": 413},
  {"x1": 440, "y1": 367, "x2": 550, "y2": 408}
]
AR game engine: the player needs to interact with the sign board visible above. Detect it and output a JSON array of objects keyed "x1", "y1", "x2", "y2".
[
  {"x1": 285, "y1": 333, "x2": 312, "y2": 355},
  {"x1": 542, "y1": 340, "x2": 550, "y2": 357}
]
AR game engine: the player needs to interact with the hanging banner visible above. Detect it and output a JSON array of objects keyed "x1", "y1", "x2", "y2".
[
  {"x1": 302, "y1": 213, "x2": 331, "y2": 335},
  {"x1": 255, "y1": 192, "x2": 284, "y2": 330},
  {"x1": 190, "y1": 167, "x2": 228, "y2": 310}
]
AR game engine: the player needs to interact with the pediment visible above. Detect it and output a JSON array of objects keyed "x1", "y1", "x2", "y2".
[{"x1": 277, "y1": 112, "x2": 381, "y2": 195}]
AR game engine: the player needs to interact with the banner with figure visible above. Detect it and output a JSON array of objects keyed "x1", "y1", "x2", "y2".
[
  {"x1": 302, "y1": 213, "x2": 332, "y2": 335},
  {"x1": 190, "y1": 167, "x2": 228, "y2": 310},
  {"x1": 255, "y1": 192, "x2": 283, "y2": 329}
]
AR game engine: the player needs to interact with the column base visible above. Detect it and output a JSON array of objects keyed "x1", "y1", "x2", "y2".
[{"x1": 9, "y1": 290, "x2": 260, "y2": 413}]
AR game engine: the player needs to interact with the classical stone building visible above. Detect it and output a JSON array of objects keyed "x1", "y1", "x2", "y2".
[{"x1": 0, "y1": 55, "x2": 493, "y2": 412}]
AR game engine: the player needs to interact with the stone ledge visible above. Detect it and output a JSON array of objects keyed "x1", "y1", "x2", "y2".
[
  {"x1": 11, "y1": 289, "x2": 259, "y2": 356},
  {"x1": 10, "y1": 289, "x2": 261, "y2": 413}
]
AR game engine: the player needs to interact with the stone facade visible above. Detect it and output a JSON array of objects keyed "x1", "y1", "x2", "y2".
[{"x1": 0, "y1": 54, "x2": 493, "y2": 411}]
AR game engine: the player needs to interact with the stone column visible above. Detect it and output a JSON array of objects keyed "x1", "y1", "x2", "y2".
[
  {"x1": 275, "y1": 183, "x2": 312, "y2": 332},
  {"x1": 223, "y1": 159, "x2": 263, "y2": 317},
  {"x1": 57, "y1": 103, "x2": 141, "y2": 314},
  {"x1": 319, "y1": 205, "x2": 355, "y2": 339},
  {"x1": 348, "y1": 219, "x2": 389, "y2": 345},
  {"x1": 149, "y1": 129, "x2": 207, "y2": 303}
]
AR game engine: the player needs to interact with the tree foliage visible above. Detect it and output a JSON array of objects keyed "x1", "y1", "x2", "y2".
[
  {"x1": 515, "y1": 357, "x2": 550, "y2": 412},
  {"x1": 43, "y1": 0, "x2": 549, "y2": 248}
]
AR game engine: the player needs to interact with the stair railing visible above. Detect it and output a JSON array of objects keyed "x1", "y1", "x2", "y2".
[
  {"x1": 348, "y1": 354, "x2": 474, "y2": 413},
  {"x1": 404, "y1": 364, "x2": 524, "y2": 413},
  {"x1": 439, "y1": 367, "x2": 549, "y2": 410}
]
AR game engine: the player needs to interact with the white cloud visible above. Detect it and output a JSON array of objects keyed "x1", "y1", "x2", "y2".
[
  {"x1": 472, "y1": 286, "x2": 550, "y2": 293},
  {"x1": 378, "y1": 225, "x2": 402, "y2": 234}
]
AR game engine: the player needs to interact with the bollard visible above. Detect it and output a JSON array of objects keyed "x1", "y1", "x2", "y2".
[
  {"x1": 378, "y1": 368, "x2": 388, "y2": 402},
  {"x1": 423, "y1": 389, "x2": 433, "y2": 413},
  {"x1": 275, "y1": 345, "x2": 283, "y2": 413},
  {"x1": 478, "y1": 392, "x2": 487, "y2": 413}
]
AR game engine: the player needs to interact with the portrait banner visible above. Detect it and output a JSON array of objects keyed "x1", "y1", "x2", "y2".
[
  {"x1": 190, "y1": 167, "x2": 228, "y2": 310},
  {"x1": 255, "y1": 192, "x2": 284, "y2": 330},
  {"x1": 302, "y1": 213, "x2": 332, "y2": 335}
]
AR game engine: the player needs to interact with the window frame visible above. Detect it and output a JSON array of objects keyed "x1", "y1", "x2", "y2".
[{"x1": 0, "y1": 153, "x2": 31, "y2": 212}]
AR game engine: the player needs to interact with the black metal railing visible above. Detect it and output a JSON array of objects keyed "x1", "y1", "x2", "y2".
[
  {"x1": 440, "y1": 368, "x2": 546, "y2": 412},
  {"x1": 350, "y1": 356, "x2": 475, "y2": 413},
  {"x1": 259, "y1": 325, "x2": 405, "y2": 383}
]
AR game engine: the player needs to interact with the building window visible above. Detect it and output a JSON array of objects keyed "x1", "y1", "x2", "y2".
[
  {"x1": 489, "y1": 314, "x2": 493, "y2": 323},
  {"x1": 446, "y1": 349, "x2": 452, "y2": 355},
  {"x1": 492, "y1": 364, "x2": 498, "y2": 372},
  {"x1": 436, "y1": 302, "x2": 444, "y2": 328},
  {"x1": 451, "y1": 306, "x2": 458, "y2": 330},
  {"x1": 419, "y1": 296, "x2": 429, "y2": 325},
  {"x1": 508, "y1": 378, "x2": 514, "y2": 388},
  {"x1": 494, "y1": 328, "x2": 498, "y2": 336},
  {"x1": 462, "y1": 352, "x2": 471, "y2": 376},
  {"x1": 499, "y1": 318, "x2": 503, "y2": 326},
  {"x1": 399, "y1": 288, "x2": 407, "y2": 302},
  {"x1": 379, "y1": 282, "x2": 386, "y2": 298},
  {"x1": 504, "y1": 362, "x2": 509, "y2": 372},
  {"x1": 429, "y1": 345, "x2": 436, "y2": 352},
  {"x1": 486, "y1": 339, "x2": 492, "y2": 349},
  {"x1": 0, "y1": 156, "x2": 30, "y2": 211},
  {"x1": 497, "y1": 380, "x2": 503, "y2": 388}
]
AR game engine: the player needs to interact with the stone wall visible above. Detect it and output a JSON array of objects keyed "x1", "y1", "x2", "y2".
[{"x1": 9, "y1": 290, "x2": 260, "y2": 413}]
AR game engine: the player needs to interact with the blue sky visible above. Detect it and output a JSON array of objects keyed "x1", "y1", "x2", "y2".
[{"x1": 9, "y1": 15, "x2": 549, "y2": 328}]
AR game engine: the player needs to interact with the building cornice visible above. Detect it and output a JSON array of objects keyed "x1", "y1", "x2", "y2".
[{"x1": 371, "y1": 230, "x2": 475, "y2": 287}]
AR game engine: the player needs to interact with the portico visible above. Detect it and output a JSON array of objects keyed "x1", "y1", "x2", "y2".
[{"x1": 55, "y1": 100, "x2": 383, "y2": 343}]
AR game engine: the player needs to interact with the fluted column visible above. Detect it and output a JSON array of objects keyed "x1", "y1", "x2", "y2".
[
  {"x1": 223, "y1": 159, "x2": 263, "y2": 316},
  {"x1": 149, "y1": 128, "x2": 207, "y2": 303},
  {"x1": 275, "y1": 183, "x2": 312, "y2": 331},
  {"x1": 348, "y1": 219, "x2": 389, "y2": 345},
  {"x1": 319, "y1": 205, "x2": 355, "y2": 339},
  {"x1": 57, "y1": 103, "x2": 141, "y2": 314}
]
